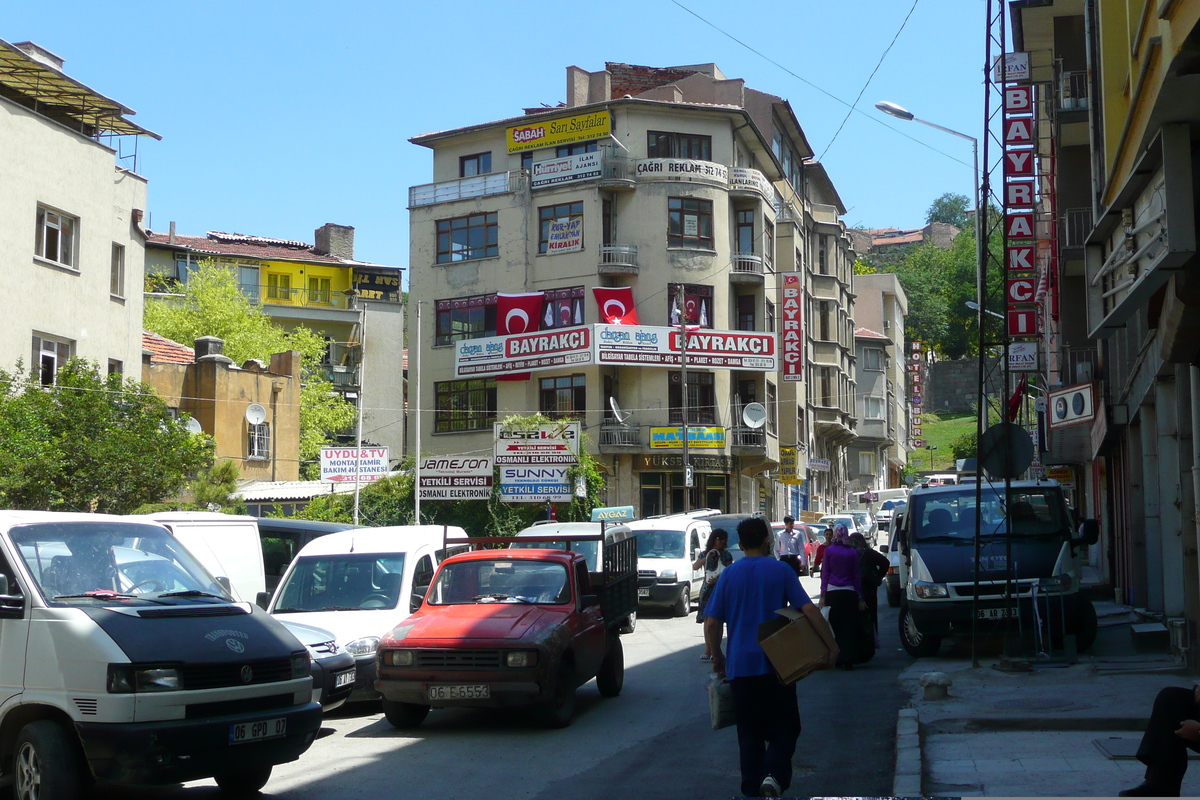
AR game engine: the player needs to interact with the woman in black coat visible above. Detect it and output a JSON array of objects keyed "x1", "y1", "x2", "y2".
[{"x1": 850, "y1": 532, "x2": 890, "y2": 657}]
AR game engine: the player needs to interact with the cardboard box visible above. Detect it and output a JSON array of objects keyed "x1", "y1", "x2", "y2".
[{"x1": 757, "y1": 607, "x2": 831, "y2": 684}]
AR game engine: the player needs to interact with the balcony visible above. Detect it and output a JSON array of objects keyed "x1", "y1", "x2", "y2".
[
  {"x1": 812, "y1": 203, "x2": 841, "y2": 226},
  {"x1": 811, "y1": 340, "x2": 840, "y2": 366},
  {"x1": 242, "y1": 284, "x2": 356, "y2": 311},
  {"x1": 599, "y1": 423, "x2": 643, "y2": 453},
  {"x1": 775, "y1": 200, "x2": 802, "y2": 226},
  {"x1": 599, "y1": 244, "x2": 639, "y2": 276},
  {"x1": 408, "y1": 170, "x2": 523, "y2": 208},
  {"x1": 731, "y1": 252, "x2": 768, "y2": 284},
  {"x1": 729, "y1": 425, "x2": 766, "y2": 455},
  {"x1": 856, "y1": 417, "x2": 889, "y2": 442},
  {"x1": 814, "y1": 406, "x2": 856, "y2": 445},
  {"x1": 1058, "y1": 70, "x2": 1088, "y2": 111},
  {"x1": 598, "y1": 156, "x2": 636, "y2": 189}
]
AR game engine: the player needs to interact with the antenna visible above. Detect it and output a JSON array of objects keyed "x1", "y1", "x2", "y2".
[
  {"x1": 742, "y1": 402, "x2": 767, "y2": 429},
  {"x1": 184, "y1": 417, "x2": 203, "y2": 434},
  {"x1": 609, "y1": 396, "x2": 631, "y2": 424},
  {"x1": 245, "y1": 404, "x2": 267, "y2": 425}
]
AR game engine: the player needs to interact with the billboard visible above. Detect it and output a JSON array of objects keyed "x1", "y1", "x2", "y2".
[
  {"x1": 320, "y1": 447, "x2": 390, "y2": 483},
  {"x1": 455, "y1": 326, "x2": 592, "y2": 377},
  {"x1": 417, "y1": 455, "x2": 493, "y2": 501},
  {"x1": 531, "y1": 152, "x2": 603, "y2": 189},
  {"x1": 595, "y1": 325, "x2": 778, "y2": 371},
  {"x1": 498, "y1": 465, "x2": 572, "y2": 503},
  {"x1": 648, "y1": 427, "x2": 726, "y2": 449},
  {"x1": 506, "y1": 110, "x2": 610, "y2": 153},
  {"x1": 494, "y1": 422, "x2": 580, "y2": 465}
]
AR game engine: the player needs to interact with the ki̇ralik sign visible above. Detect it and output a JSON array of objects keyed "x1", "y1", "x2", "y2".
[
  {"x1": 320, "y1": 447, "x2": 390, "y2": 483},
  {"x1": 494, "y1": 422, "x2": 580, "y2": 465},
  {"x1": 417, "y1": 455, "x2": 494, "y2": 501}
]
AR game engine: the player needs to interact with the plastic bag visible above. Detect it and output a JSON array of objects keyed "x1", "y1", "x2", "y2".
[{"x1": 708, "y1": 673, "x2": 735, "y2": 731}]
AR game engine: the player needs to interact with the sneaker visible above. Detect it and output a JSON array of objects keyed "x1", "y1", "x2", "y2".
[
  {"x1": 759, "y1": 776, "x2": 781, "y2": 797},
  {"x1": 1118, "y1": 781, "x2": 1171, "y2": 797}
]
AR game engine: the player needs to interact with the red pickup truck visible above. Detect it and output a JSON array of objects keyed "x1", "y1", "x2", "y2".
[{"x1": 374, "y1": 533, "x2": 636, "y2": 728}]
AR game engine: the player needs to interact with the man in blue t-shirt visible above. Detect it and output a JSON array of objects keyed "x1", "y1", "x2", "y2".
[{"x1": 704, "y1": 517, "x2": 839, "y2": 797}]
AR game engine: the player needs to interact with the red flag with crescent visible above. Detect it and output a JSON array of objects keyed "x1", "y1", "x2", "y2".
[
  {"x1": 592, "y1": 286, "x2": 639, "y2": 325},
  {"x1": 496, "y1": 292, "x2": 543, "y2": 381}
]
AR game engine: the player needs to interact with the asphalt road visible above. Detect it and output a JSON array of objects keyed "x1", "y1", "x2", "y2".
[{"x1": 112, "y1": 573, "x2": 908, "y2": 800}]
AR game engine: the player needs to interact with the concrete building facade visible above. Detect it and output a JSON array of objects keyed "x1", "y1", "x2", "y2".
[
  {"x1": 850, "y1": 272, "x2": 910, "y2": 490},
  {"x1": 407, "y1": 62, "x2": 858, "y2": 518}
]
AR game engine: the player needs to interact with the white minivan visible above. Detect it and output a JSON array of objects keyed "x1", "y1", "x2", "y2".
[
  {"x1": 268, "y1": 525, "x2": 466, "y2": 701},
  {"x1": 625, "y1": 511, "x2": 717, "y2": 617},
  {"x1": 134, "y1": 511, "x2": 266, "y2": 602},
  {"x1": 0, "y1": 511, "x2": 320, "y2": 799}
]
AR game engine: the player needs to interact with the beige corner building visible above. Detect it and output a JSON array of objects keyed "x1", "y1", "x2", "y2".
[{"x1": 407, "y1": 62, "x2": 858, "y2": 517}]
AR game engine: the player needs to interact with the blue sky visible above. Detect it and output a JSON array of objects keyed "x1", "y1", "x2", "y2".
[{"x1": 5, "y1": 0, "x2": 986, "y2": 274}]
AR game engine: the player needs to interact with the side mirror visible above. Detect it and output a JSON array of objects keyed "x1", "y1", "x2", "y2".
[
  {"x1": 582, "y1": 594, "x2": 601, "y2": 609},
  {"x1": 1076, "y1": 519, "x2": 1100, "y2": 546},
  {"x1": 693, "y1": 548, "x2": 702, "y2": 561},
  {"x1": 410, "y1": 588, "x2": 428, "y2": 614},
  {"x1": 0, "y1": 574, "x2": 24, "y2": 619},
  {"x1": 255, "y1": 591, "x2": 271, "y2": 610},
  {"x1": 215, "y1": 576, "x2": 233, "y2": 595},
  {"x1": 879, "y1": 544, "x2": 889, "y2": 555}
]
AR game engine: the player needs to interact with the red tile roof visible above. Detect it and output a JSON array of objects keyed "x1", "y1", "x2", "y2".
[
  {"x1": 145, "y1": 231, "x2": 349, "y2": 265},
  {"x1": 143, "y1": 330, "x2": 194, "y2": 364},
  {"x1": 855, "y1": 326, "x2": 890, "y2": 341}
]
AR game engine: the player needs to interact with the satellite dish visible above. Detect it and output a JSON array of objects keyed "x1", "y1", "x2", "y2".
[
  {"x1": 609, "y1": 396, "x2": 631, "y2": 424},
  {"x1": 742, "y1": 402, "x2": 768, "y2": 429},
  {"x1": 184, "y1": 417, "x2": 203, "y2": 434},
  {"x1": 245, "y1": 403, "x2": 267, "y2": 425}
]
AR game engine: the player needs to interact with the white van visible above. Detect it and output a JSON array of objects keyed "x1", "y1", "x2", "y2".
[
  {"x1": 0, "y1": 511, "x2": 320, "y2": 798},
  {"x1": 268, "y1": 525, "x2": 466, "y2": 701},
  {"x1": 625, "y1": 512, "x2": 717, "y2": 617},
  {"x1": 134, "y1": 512, "x2": 265, "y2": 602}
]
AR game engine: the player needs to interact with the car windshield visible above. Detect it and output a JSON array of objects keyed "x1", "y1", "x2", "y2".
[
  {"x1": 275, "y1": 553, "x2": 405, "y2": 612},
  {"x1": 427, "y1": 559, "x2": 570, "y2": 605},
  {"x1": 910, "y1": 486, "x2": 1066, "y2": 541},
  {"x1": 510, "y1": 539, "x2": 599, "y2": 572},
  {"x1": 633, "y1": 530, "x2": 686, "y2": 559},
  {"x1": 12, "y1": 521, "x2": 230, "y2": 606},
  {"x1": 852, "y1": 513, "x2": 869, "y2": 525}
]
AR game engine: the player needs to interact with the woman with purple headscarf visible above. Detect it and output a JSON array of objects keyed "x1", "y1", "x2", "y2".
[{"x1": 819, "y1": 523, "x2": 866, "y2": 669}]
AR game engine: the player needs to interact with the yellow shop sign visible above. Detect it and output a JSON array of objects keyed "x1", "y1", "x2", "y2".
[
  {"x1": 506, "y1": 111, "x2": 611, "y2": 154},
  {"x1": 649, "y1": 427, "x2": 726, "y2": 449}
]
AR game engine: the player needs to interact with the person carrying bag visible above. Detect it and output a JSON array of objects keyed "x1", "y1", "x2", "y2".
[{"x1": 696, "y1": 529, "x2": 734, "y2": 660}]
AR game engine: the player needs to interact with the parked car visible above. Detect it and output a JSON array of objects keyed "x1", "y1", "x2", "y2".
[
  {"x1": 375, "y1": 533, "x2": 638, "y2": 728},
  {"x1": 876, "y1": 498, "x2": 908, "y2": 534},
  {"x1": 817, "y1": 513, "x2": 864, "y2": 542},
  {"x1": 269, "y1": 525, "x2": 467, "y2": 702},
  {"x1": 279, "y1": 620, "x2": 356, "y2": 711},
  {"x1": 256, "y1": 518, "x2": 359, "y2": 592},
  {"x1": 851, "y1": 510, "x2": 877, "y2": 544},
  {"x1": 626, "y1": 511, "x2": 715, "y2": 616},
  {"x1": 132, "y1": 511, "x2": 266, "y2": 602}
]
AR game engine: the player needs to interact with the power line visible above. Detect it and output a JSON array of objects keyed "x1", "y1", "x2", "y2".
[{"x1": 818, "y1": 0, "x2": 922, "y2": 161}]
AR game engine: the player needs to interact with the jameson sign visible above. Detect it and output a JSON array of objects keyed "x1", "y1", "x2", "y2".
[{"x1": 418, "y1": 455, "x2": 493, "y2": 500}]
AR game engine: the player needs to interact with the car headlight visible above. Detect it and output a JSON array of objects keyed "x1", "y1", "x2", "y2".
[
  {"x1": 505, "y1": 651, "x2": 538, "y2": 668},
  {"x1": 291, "y1": 653, "x2": 310, "y2": 679},
  {"x1": 913, "y1": 581, "x2": 949, "y2": 599},
  {"x1": 386, "y1": 650, "x2": 415, "y2": 666},
  {"x1": 107, "y1": 665, "x2": 181, "y2": 693},
  {"x1": 344, "y1": 636, "x2": 380, "y2": 657},
  {"x1": 658, "y1": 569, "x2": 677, "y2": 583}
]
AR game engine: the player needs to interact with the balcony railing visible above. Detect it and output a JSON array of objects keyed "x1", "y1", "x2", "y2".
[
  {"x1": 240, "y1": 284, "x2": 356, "y2": 310},
  {"x1": 1062, "y1": 207, "x2": 1093, "y2": 249},
  {"x1": 1058, "y1": 70, "x2": 1089, "y2": 111},
  {"x1": 599, "y1": 244, "x2": 638, "y2": 274},
  {"x1": 732, "y1": 252, "x2": 768, "y2": 275},
  {"x1": 601, "y1": 157, "x2": 635, "y2": 183},
  {"x1": 729, "y1": 426, "x2": 765, "y2": 449},
  {"x1": 599, "y1": 423, "x2": 642, "y2": 448},
  {"x1": 408, "y1": 170, "x2": 523, "y2": 208}
]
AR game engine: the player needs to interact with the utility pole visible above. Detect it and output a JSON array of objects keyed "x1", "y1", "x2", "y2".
[
  {"x1": 414, "y1": 300, "x2": 422, "y2": 525},
  {"x1": 677, "y1": 284, "x2": 691, "y2": 513},
  {"x1": 353, "y1": 300, "x2": 368, "y2": 526}
]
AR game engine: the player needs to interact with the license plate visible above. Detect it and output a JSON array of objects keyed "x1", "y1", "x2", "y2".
[
  {"x1": 977, "y1": 607, "x2": 1015, "y2": 619},
  {"x1": 229, "y1": 717, "x2": 286, "y2": 745},
  {"x1": 335, "y1": 670, "x2": 355, "y2": 688},
  {"x1": 428, "y1": 684, "x2": 490, "y2": 701},
  {"x1": 638, "y1": 588, "x2": 650, "y2": 597}
]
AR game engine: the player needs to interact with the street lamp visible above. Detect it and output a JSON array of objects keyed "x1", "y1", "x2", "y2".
[
  {"x1": 926, "y1": 444, "x2": 938, "y2": 472},
  {"x1": 966, "y1": 300, "x2": 1004, "y2": 321}
]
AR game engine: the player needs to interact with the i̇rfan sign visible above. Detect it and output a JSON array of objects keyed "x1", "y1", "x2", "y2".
[{"x1": 320, "y1": 447, "x2": 389, "y2": 483}]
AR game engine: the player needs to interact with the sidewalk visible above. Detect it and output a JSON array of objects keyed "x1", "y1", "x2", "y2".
[{"x1": 893, "y1": 601, "x2": 1196, "y2": 797}]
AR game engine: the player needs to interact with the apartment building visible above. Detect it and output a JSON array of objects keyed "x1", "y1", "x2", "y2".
[
  {"x1": 144, "y1": 224, "x2": 406, "y2": 459},
  {"x1": 0, "y1": 39, "x2": 154, "y2": 381},
  {"x1": 407, "y1": 62, "x2": 858, "y2": 517},
  {"x1": 850, "y1": 273, "x2": 910, "y2": 491},
  {"x1": 1011, "y1": 1, "x2": 1200, "y2": 663}
]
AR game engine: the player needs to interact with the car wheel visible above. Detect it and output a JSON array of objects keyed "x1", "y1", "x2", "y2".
[
  {"x1": 1072, "y1": 597, "x2": 1098, "y2": 652},
  {"x1": 215, "y1": 767, "x2": 273, "y2": 798},
  {"x1": 15, "y1": 720, "x2": 83, "y2": 800},
  {"x1": 886, "y1": 579, "x2": 901, "y2": 608},
  {"x1": 541, "y1": 663, "x2": 577, "y2": 728},
  {"x1": 673, "y1": 586, "x2": 690, "y2": 617},
  {"x1": 618, "y1": 610, "x2": 637, "y2": 634},
  {"x1": 382, "y1": 699, "x2": 430, "y2": 729},
  {"x1": 898, "y1": 604, "x2": 941, "y2": 658},
  {"x1": 596, "y1": 636, "x2": 624, "y2": 698}
]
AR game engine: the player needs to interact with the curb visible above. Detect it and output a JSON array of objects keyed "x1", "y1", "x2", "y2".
[{"x1": 893, "y1": 707, "x2": 921, "y2": 796}]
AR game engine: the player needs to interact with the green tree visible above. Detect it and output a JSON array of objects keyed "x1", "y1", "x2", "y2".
[
  {"x1": 189, "y1": 460, "x2": 247, "y2": 512},
  {"x1": 853, "y1": 258, "x2": 877, "y2": 276},
  {"x1": 0, "y1": 361, "x2": 213, "y2": 513},
  {"x1": 143, "y1": 260, "x2": 357, "y2": 477},
  {"x1": 926, "y1": 192, "x2": 971, "y2": 228}
]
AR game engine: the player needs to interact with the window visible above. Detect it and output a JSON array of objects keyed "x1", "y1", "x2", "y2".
[
  {"x1": 668, "y1": 198, "x2": 713, "y2": 250},
  {"x1": 669, "y1": 371, "x2": 716, "y2": 425},
  {"x1": 110, "y1": 243, "x2": 125, "y2": 297},
  {"x1": 820, "y1": 367, "x2": 833, "y2": 407},
  {"x1": 859, "y1": 452, "x2": 876, "y2": 475},
  {"x1": 764, "y1": 220, "x2": 774, "y2": 270},
  {"x1": 436, "y1": 293, "x2": 497, "y2": 345},
  {"x1": 267, "y1": 273, "x2": 292, "y2": 301},
  {"x1": 819, "y1": 302, "x2": 831, "y2": 340},
  {"x1": 35, "y1": 206, "x2": 77, "y2": 267},
  {"x1": 819, "y1": 243, "x2": 828, "y2": 274},
  {"x1": 436, "y1": 212, "x2": 498, "y2": 263},
  {"x1": 863, "y1": 348, "x2": 885, "y2": 371},
  {"x1": 737, "y1": 294, "x2": 756, "y2": 331},
  {"x1": 107, "y1": 359, "x2": 123, "y2": 377},
  {"x1": 459, "y1": 152, "x2": 492, "y2": 177},
  {"x1": 239, "y1": 265, "x2": 260, "y2": 303},
  {"x1": 864, "y1": 396, "x2": 885, "y2": 419},
  {"x1": 434, "y1": 378, "x2": 497, "y2": 433},
  {"x1": 309, "y1": 276, "x2": 332, "y2": 305},
  {"x1": 602, "y1": 198, "x2": 613, "y2": 245},
  {"x1": 32, "y1": 334, "x2": 73, "y2": 386},
  {"x1": 668, "y1": 283, "x2": 713, "y2": 328},
  {"x1": 538, "y1": 201, "x2": 584, "y2": 255},
  {"x1": 766, "y1": 382, "x2": 777, "y2": 436},
  {"x1": 735, "y1": 209, "x2": 754, "y2": 254},
  {"x1": 647, "y1": 131, "x2": 712, "y2": 161},
  {"x1": 541, "y1": 286, "x2": 585, "y2": 330},
  {"x1": 539, "y1": 374, "x2": 586, "y2": 418},
  {"x1": 766, "y1": 299, "x2": 776, "y2": 332},
  {"x1": 248, "y1": 423, "x2": 271, "y2": 460},
  {"x1": 556, "y1": 142, "x2": 597, "y2": 156},
  {"x1": 411, "y1": 555, "x2": 435, "y2": 613}
]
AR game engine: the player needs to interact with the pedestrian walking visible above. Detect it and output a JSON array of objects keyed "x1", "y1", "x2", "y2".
[
  {"x1": 811, "y1": 526, "x2": 833, "y2": 574},
  {"x1": 776, "y1": 516, "x2": 804, "y2": 576},
  {"x1": 849, "y1": 531, "x2": 889, "y2": 656},
  {"x1": 544, "y1": 498, "x2": 556, "y2": 521},
  {"x1": 819, "y1": 523, "x2": 866, "y2": 669},
  {"x1": 1119, "y1": 684, "x2": 1200, "y2": 796},
  {"x1": 703, "y1": 517, "x2": 839, "y2": 797},
  {"x1": 695, "y1": 528, "x2": 734, "y2": 660}
]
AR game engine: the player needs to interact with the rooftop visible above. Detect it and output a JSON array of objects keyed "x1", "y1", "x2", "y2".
[
  {"x1": 142, "y1": 331, "x2": 195, "y2": 364},
  {"x1": 145, "y1": 230, "x2": 391, "y2": 269},
  {"x1": 855, "y1": 326, "x2": 890, "y2": 341}
]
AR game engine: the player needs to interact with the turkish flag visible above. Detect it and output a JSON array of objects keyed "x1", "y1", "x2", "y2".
[
  {"x1": 496, "y1": 292, "x2": 543, "y2": 381},
  {"x1": 592, "y1": 286, "x2": 639, "y2": 325},
  {"x1": 1008, "y1": 374, "x2": 1028, "y2": 422}
]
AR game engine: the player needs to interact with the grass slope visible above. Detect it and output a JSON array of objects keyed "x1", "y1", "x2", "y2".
[{"x1": 913, "y1": 412, "x2": 975, "y2": 472}]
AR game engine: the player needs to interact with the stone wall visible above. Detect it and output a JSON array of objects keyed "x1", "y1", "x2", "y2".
[{"x1": 926, "y1": 357, "x2": 1003, "y2": 415}]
